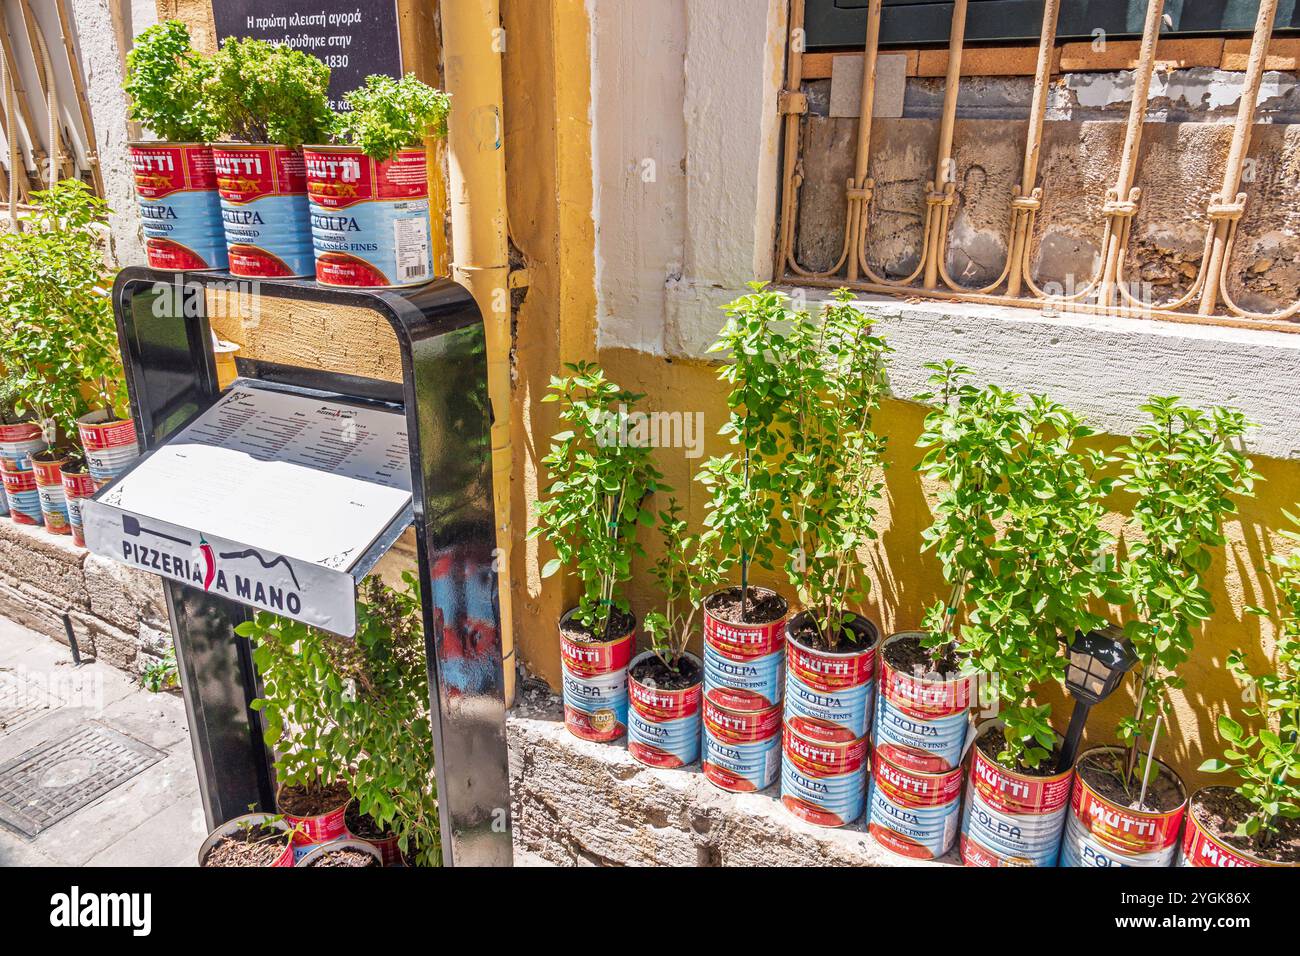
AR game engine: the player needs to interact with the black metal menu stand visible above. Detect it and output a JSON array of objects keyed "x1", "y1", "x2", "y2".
[{"x1": 90, "y1": 268, "x2": 511, "y2": 866}]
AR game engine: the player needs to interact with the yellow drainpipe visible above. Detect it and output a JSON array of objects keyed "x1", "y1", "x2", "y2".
[{"x1": 440, "y1": 0, "x2": 515, "y2": 704}]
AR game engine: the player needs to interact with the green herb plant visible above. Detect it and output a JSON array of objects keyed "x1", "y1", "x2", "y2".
[
  {"x1": 141, "y1": 645, "x2": 179, "y2": 693},
  {"x1": 124, "y1": 20, "x2": 216, "y2": 142},
  {"x1": 204, "y1": 37, "x2": 334, "y2": 147},
  {"x1": 333, "y1": 73, "x2": 451, "y2": 161},
  {"x1": 778, "y1": 289, "x2": 890, "y2": 648},
  {"x1": 531, "y1": 361, "x2": 664, "y2": 640},
  {"x1": 698, "y1": 282, "x2": 790, "y2": 621},
  {"x1": 642, "y1": 499, "x2": 721, "y2": 673},
  {"x1": 1117, "y1": 398, "x2": 1257, "y2": 792}
]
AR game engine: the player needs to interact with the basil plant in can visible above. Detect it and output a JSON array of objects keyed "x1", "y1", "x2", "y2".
[
  {"x1": 531, "y1": 362, "x2": 665, "y2": 743},
  {"x1": 633, "y1": 500, "x2": 720, "y2": 769},
  {"x1": 776, "y1": 289, "x2": 889, "y2": 828},
  {"x1": 1064, "y1": 399, "x2": 1257, "y2": 868}
]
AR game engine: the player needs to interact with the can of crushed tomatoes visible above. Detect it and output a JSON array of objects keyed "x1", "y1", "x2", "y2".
[
  {"x1": 130, "y1": 143, "x2": 227, "y2": 271},
  {"x1": 702, "y1": 696, "x2": 781, "y2": 793},
  {"x1": 212, "y1": 143, "x2": 314, "y2": 278},
  {"x1": 873, "y1": 631, "x2": 972, "y2": 773},
  {"x1": 1060, "y1": 746, "x2": 1185, "y2": 867},
  {"x1": 627, "y1": 651, "x2": 702, "y2": 769},
  {"x1": 559, "y1": 609, "x2": 633, "y2": 743},
  {"x1": 702, "y1": 587, "x2": 788, "y2": 711},
  {"x1": 784, "y1": 613, "x2": 880, "y2": 743},
  {"x1": 780, "y1": 721, "x2": 868, "y2": 827},
  {"x1": 867, "y1": 754, "x2": 963, "y2": 859},
  {"x1": 1179, "y1": 787, "x2": 1282, "y2": 868}
]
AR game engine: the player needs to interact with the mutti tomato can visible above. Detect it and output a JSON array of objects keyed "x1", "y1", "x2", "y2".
[
  {"x1": 961, "y1": 723, "x2": 1073, "y2": 867},
  {"x1": 1061, "y1": 747, "x2": 1185, "y2": 867},
  {"x1": 559, "y1": 610, "x2": 633, "y2": 742},
  {"x1": 1179, "y1": 787, "x2": 1277, "y2": 868},
  {"x1": 702, "y1": 588, "x2": 788, "y2": 711},
  {"x1": 76, "y1": 412, "x2": 139, "y2": 483},
  {"x1": 303, "y1": 145, "x2": 432, "y2": 288},
  {"x1": 61, "y1": 468, "x2": 98, "y2": 547},
  {"x1": 212, "y1": 144, "x2": 314, "y2": 278},
  {"x1": 627, "y1": 651, "x2": 702, "y2": 769},
  {"x1": 0, "y1": 421, "x2": 45, "y2": 470},
  {"x1": 780, "y1": 722, "x2": 868, "y2": 827},
  {"x1": 31, "y1": 455, "x2": 70, "y2": 535},
  {"x1": 867, "y1": 754, "x2": 964, "y2": 859},
  {"x1": 873, "y1": 631, "x2": 972, "y2": 773},
  {"x1": 702, "y1": 697, "x2": 782, "y2": 793},
  {"x1": 784, "y1": 615, "x2": 880, "y2": 743},
  {"x1": 0, "y1": 461, "x2": 40, "y2": 525},
  {"x1": 130, "y1": 143, "x2": 227, "y2": 271}
]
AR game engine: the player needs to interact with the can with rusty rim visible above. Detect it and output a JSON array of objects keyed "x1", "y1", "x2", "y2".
[
  {"x1": 1060, "y1": 746, "x2": 1186, "y2": 867},
  {"x1": 1179, "y1": 786, "x2": 1295, "y2": 867},
  {"x1": 0, "y1": 459, "x2": 40, "y2": 525},
  {"x1": 784, "y1": 612, "x2": 880, "y2": 743},
  {"x1": 873, "y1": 631, "x2": 972, "y2": 773},
  {"x1": 31, "y1": 452, "x2": 71, "y2": 535},
  {"x1": 960, "y1": 721, "x2": 1073, "y2": 867},
  {"x1": 627, "y1": 650, "x2": 702, "y2": 768},
  {"x1": 130, "y1": 142, "x2": 227, "y2": 271},
  {"x1": 867, "y1": 753, "x2": 964, "y2": 859},
  {"x1": 197, "y1": 813, "x2": 295, "y2": 868},
  {"x1": 559, "y1": 609, "x2": 634, "y2": 742},
  {"x1": 780, "y1": 721, "x2": 868, "y2": 827},
  {"x1": 303, "y1": 145, "x2": 432, "y2": 288},
  {"x1": 702, "y1": 587, "x2": 788, "y2": 712},
  {"x1": 702, "y1": 696, "x2": 782, "y2": 793},
  {"x1": 212, "y1": 143, "x2": 314, "y2": 278}
]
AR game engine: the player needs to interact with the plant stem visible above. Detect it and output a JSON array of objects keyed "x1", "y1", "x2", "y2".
[{"x1": 1137, "y1": 713, "x2": 1163, "y2": 808}]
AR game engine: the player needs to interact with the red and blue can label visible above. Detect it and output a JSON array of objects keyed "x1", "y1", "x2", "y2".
[
  {"x1": 62, "y1": 470, "x2": 97, "y2": 548},
  {"x1": 704, "y1": 642, "x2": 784, "y2": 712},
  {"x1": 784, "y1": 625, "x2": 879, "y2": 743},
  {"x1": 213, "y1": 144, "x2": 314, "y2": 278},
  {"x1": 1, "y1": 464, "x2": 40, "y2": 525},
  {"x1": 32, "y1": 458, "x2": 70, "y2": 535},
  {"x1": 1179, "y1": 788, "x2": 1269, "y2": 868},
  {"x1": 780, "y1": 722, "x2": 868, "y2": 827},
  {"x1": 559, "y1": 618, "x2": 633, "y2": 742},
  {"x1": 0, "y1": 422, "x2": 45, "y2": 471},
  {"x1": 867, "y1": 755, "x2": 963, "y2": 859},
  {"x1": 304, "y1": 146, "x2": 432, "y2": 288},
  {"x1": 873, "y1": 632, "x2": 971, "y2": 773},
  {"x1": 627, "y1": 651, "x2": 702, "y2": 768},
  {"x1": 960, "y1": 725, "x2": 1072, "y2": 867},
  {"x1": 1061, "y1": 749, "x2": 1185, "y2": 867},
  {"x1": 131, "y1": 143, "x2": 228, "y2": 271},
  {"x1": 702, "y1": 697, "x2": 781, "y2": 792}
]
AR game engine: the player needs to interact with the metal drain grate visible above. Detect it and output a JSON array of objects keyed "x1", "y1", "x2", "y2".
[{"x1": 0, "y1": 722, "x2": 164, "y2": 837}]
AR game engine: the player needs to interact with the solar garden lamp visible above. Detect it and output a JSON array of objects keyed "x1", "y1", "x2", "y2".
[{"x1": 1057, "y1": 625, "x2": 1138, "y2": 772}]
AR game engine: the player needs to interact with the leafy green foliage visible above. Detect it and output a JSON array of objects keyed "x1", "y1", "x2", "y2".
[
  {"x1": 204, "y1": 37, "x2": 334, "y2": 147},
  {"x1": 917, "y1": 364, "x2": 1115, "y2": 771},
  {"x1": 778, "y1": 289, "x2": 890, "y2": 647},
  {"x1": 0, "y1": 181, "x2": 127, "y2": 444},
  {"x1": 140, "y1": 645, "x2": 179, "y2": 693},
  {"x1": 1200, "y1": 510, "x2": 1300, "y2": 847},
  {"x1": 333, "y1": 73, "x2": 451, "y2": 161},
  {"x1": 643, "y1": 499, "x2": 721, "y2": 671},
  {"x1": 1118, "y1": 398, "x2": 1257, "y2": 776},
  {"x1": 236, "y1": 574, "x2": 442, "y2": 866},
  {"x1": 124, "y1": 21, "x2": 216, "y2": 142},
  {"x1": 698, "y1": 282, "x2": 790, "y2": 620},
  {"x1": 530, "y1": 361, "x2": 665, "y2": 638}
]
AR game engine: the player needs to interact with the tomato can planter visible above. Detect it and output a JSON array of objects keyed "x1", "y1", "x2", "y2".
[
  {"x1": 212, "y1": 143, "x2": 315, "y2": 278},
  {"x1": 1179, "y1": 786, "x2": 1296, "y2": 867},
  {"x1": 76, "y1": 410, "x2": 139, "y2": 484},
  {"x1": 61, "y1": 463, "x2": 97, "y2": 548},
  {"x1": 0, "y1": 459, "x2": 40, "y2": 525},
  {"x1": 197, "y1": 813, "x2": 295, "y2": 868},
  {"x1": 873, "y1": 631, "x2": 972, "y2": 774},
  {"x1": 1060, "y1": 746, "x2": 1185, "y2": 868},
  {"x1": 627, "y1": 650, "x2": 702, "y2": 768},
  {"x1": 780, "y1": 721, "x2": 868, "y2": 827},
  {"x1": 303, "y1": 145, "x2": 433, "y2": 288},
  {"x1": 702, "y1": 587, "x2": 788, "y2": 712},
  {"x1": 784, "y1": 613, "x2": 880, "y2": 743},
  {"x1": 702, "y1": 696, "x2": 782, "y2": 793},
  {"x1": 130, "y1": 142, "x2": 227, "y2": 271},
  {"x1": 960, "y1": 722, "x2": 1073, "y2": 867},
  {"x1": 867, "y1": 753, "x2": 964, "y2": 860},
  {"x1": 277, "y1": 784, "x2": 350, "y2": 846},
  {"x1": 559, "y1": 609, "x2": 633, "y2": 742},
  {"x1": 295, "y1": 838, "x2": 384, "y2": 867},
  {"x1": 31, "y1": 451, "x2": 71, "y2": 535}
]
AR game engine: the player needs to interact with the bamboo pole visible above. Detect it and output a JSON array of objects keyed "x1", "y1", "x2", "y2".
[
  {"x1": 922, "y1": 0, "x2": 967, "y2": 291},
  {"x1": 773, "y1": 0, "x2": 807, "y2": 278},
  {"x1": 845, "y1": 0, "x2": 882, "y2": 281}
]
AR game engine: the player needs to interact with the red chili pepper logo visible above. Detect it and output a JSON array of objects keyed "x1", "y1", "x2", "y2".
[{"x1": 200, "y1": 535, "x2": 215, "y2": 591}]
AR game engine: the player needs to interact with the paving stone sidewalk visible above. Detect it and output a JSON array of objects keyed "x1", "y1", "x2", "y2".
[{"x1": 0, "y1": 615, "x2": 203, "y2": 866}]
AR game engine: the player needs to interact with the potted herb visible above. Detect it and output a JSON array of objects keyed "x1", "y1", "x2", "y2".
[
  {"x1": 1065, "y1": 398, "x2": 1257, "y2": 867},
  {"x1": 632, "y1": 500, "x2": 719, "y2": 769},
  {"x1": 0, "y1": 377, "x2": 42, "y2": 522},
  {"x1": 530, "y1": 361, "x2": 664, "y2": 742},
  {"x1": 303, "y1": 73, "x2": 451, "y2": 288},
  {"x1": 296, "y1": 839, "x2": 384, "y2": 867},
  {"x1": 123, "y1": 20, "x2": 226, "y2": 271},
  {"x1": 1191, "y1": 510, "x2": 1300, "y2": 867},
  {"x1": 197, "y1": 812, "x2": 296, "y2": 868},
  {"x1": 205, "y1": 36, "x2": 333, "y2": 278}
]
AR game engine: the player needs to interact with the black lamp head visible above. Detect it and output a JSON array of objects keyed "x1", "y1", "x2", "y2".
[{"x1": 1063, "y1": 624, "x2": 1138, "y2": 705}]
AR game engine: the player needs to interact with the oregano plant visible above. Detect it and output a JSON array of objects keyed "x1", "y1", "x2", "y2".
[
  {"x1": 204, "y1": 37, "x2": 334, "y2": 147},
  {"x1": 124, "y1": 20, "x2": 216, "y2": 142},
  {"x1": 1117, "y1": 398, "x2": 1257, "y2": 788},
  {"x1": 643, "y1": 499, "x2": 722, "y2": 672},
  {"x1": 333, "y1": 73, "x2": 452, "y2": 161},
  {"x1": 530, "y1": 361, "x2": 665, "y2": 639}
]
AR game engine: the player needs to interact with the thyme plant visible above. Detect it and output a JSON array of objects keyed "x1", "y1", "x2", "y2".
[
  {"x1": 1201, "y1": 510, "x2": 1300, "y2": 847},
  {"x1": 531, "y1": 361, "x2": 664, "y2": 639},
  {"x1": 642, "y1": 499, "x2": 721, "y2": 673},
  {"x1": 779, "y1": 289, "x2": 890, "y2": 648},
  {"x1": 1117, "y1": 398, "x2": 1257, "y2": 786},
  {"x1": 334, "y1": 73, "x2": 451, "y2": 161},
  {"x1": 205, "y1": 37, "x2": 334, "y2": 147},
  {"x1": 124, "y1": 20, "x2": 215, "y2": 142}
]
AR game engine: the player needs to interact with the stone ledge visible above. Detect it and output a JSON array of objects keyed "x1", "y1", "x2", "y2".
[{"x1": 507, "y1": 691, "x2": 959, "y2": 867}]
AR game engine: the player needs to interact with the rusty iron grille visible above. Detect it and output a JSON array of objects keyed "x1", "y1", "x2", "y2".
[{"x1": 774, "y1": 0, "x2": 1300, "y2": 333}]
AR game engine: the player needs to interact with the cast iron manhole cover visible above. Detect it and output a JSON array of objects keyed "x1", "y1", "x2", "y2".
[{"x1": 0, "y1": 722, "x2": 164, "y2": 837}]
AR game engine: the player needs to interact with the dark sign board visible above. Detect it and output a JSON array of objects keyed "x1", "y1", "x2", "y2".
[{"x1": 211, "y1": 1, "x2": 404, "y2": 112}]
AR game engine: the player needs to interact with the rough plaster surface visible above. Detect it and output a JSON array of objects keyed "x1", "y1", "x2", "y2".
[{"x1": 508, "y1": 690, "x2": 956, "y2": 867}]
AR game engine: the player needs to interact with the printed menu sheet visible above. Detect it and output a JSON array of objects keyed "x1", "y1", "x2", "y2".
[{"x1": 97, "y1": 386, "x2": 413, "y2": 570}]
